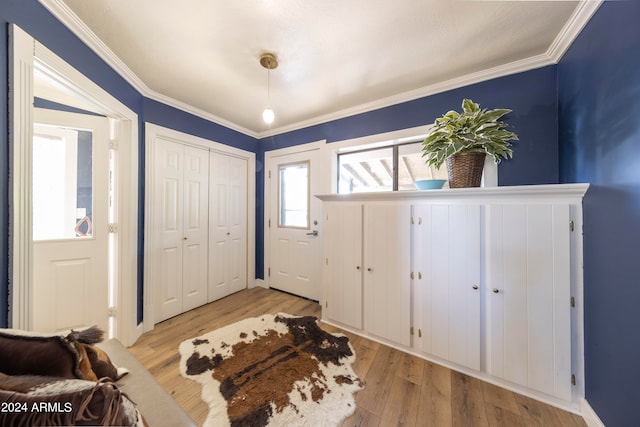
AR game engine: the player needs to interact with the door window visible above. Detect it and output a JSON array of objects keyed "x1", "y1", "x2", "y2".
[
  {"x1": 278, "y1": 161, "x2": 309, "y2": 229},
  {"x1": 33, "y1": 124, "x2": 93, "y2": 240}
]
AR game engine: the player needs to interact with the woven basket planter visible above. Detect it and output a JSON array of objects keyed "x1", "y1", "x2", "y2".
[{"x1": 446, "y1": 152, "x2": 486, "y2": 188}]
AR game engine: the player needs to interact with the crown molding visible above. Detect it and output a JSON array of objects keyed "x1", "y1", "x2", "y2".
[
  {"x1": 547, "y1": 0, "x2": 603, "y2": 63},
  {"x1": 40, "y1": 0, "x2": 601, "y2": 141}
]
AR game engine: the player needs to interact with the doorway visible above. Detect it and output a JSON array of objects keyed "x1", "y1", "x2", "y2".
[{"x1": 10, "y1": 25, "x2": 139, "y2": 344}]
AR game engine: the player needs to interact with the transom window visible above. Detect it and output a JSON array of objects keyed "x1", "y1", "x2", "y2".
[{"x1": 337, "y1": 140, "x2": 447, "y2": 194}]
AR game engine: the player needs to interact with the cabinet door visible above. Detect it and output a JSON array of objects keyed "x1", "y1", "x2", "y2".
[
  {"x1": 363, "y1": 204, "x2": 411, "y2": 346},
  {"x1": 412, "y1": 204, "x2": 481, "y2": 370},
  {"x1": 486, "y1": 204, "x2": 571, "y2": 401},
  {"x1": 323, "y1": 203, "x2": 363, "y2": 329}
]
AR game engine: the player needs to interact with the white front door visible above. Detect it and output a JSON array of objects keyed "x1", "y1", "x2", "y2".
[
  {"x1": 32, "y1": 109, "x2": 110, "y2": 333},
  {"x1": 267, "y1": 147, "x2": 323, "y2": 301},
  {"x1": 209, "y1": 151, "x2": 248, "y2": 301}
]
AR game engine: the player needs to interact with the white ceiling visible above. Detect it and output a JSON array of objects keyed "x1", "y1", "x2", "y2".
[{"x1": 50, "y1": 0, "x2": 596, "y2": 137}]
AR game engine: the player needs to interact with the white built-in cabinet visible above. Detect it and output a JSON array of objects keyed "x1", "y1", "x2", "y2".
[
  {"x1": 153, "y1": 139, "x2": 210, "y2": 322},
  {"x1": 208, "y1": 152, "x2": 248, "y2": 301},
  {"x1": 412, "y1": 204, "x2": 481, "y2": 371},
  {"x1": 486, "y1": 203, "x2": 572, "y2": 401},
  {"x1": 363, "y1": 204, "x2": 412, "y2": 346},
  {"x1": 323, "y1": 203, "x2": 363, "y2": 329},
  {"x1": 318, "y1": 184, "x2": 587, "y2": 410}
]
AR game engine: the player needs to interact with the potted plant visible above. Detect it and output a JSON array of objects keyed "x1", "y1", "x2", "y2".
[{"x1": 421, "y1": 98, "x2": 518, "y2": 188}]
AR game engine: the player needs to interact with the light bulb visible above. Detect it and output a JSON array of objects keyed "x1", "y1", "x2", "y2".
[{"x1": 262, "y1": 108, "x2": 275, "y2": 124}]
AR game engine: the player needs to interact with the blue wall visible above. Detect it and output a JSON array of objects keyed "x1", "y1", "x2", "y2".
[
  {"x1": 255, "y1": 66, "x2": 561, "y2": 278},
  {"x1": 558, "y1": 2, "x2": 640, "y2": 426}
]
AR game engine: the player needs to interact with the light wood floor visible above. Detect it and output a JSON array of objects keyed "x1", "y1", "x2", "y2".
[{"x1": 128, "y1": 287, "x2": 586, "y2": 427}]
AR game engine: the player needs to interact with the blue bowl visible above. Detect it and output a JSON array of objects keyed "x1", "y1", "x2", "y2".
[{"x1": 413, "y1": 179, "x2": 447, "y2": 190}]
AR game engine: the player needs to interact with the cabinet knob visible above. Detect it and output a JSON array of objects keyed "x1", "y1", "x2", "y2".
[
  {"x1": 227, "y1": 232, "x2": 230, "y2": 235},
  {"x1": 356, "y1": 266, "x2": 361, "y2": 270},
  {"x1": 183, "y1": 237, "x2": 187, "y2": 241},
  {"x1": 493, "y1": 288, "x2": 500, "y2": 294},
  {"x1": 367, "y1": 268, "x2": 373, "y2": 272},
  {"x1": 472, "y1": 285, "x2": 479, "y2": 290}
]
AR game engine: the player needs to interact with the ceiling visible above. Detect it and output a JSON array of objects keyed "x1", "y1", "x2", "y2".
[{"x1": 51, "y1": 0, "x2": 592, "y2": 137}]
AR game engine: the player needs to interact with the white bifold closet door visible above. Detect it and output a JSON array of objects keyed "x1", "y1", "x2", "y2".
[
  {"x1": 208, "y1": 151, "x2": 248, "y2": 301},
  {"x1": 154, "y1": 139, "x2": 209, "y2": 322}
]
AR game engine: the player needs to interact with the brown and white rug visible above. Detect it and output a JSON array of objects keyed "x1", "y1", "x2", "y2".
[{"x1": 179, "y1": 313, "x2": 364, "y2": 427}]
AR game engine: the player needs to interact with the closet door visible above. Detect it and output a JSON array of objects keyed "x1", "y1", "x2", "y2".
[
  {"x1": 412, "y1": 204, "x2": 481, "y2": 370},
  {"x1": 181, "y1": 146, "x2": 209, "y2": 311},
  {"x1": 209, "y1": 152, "x2": 248, "y2": 301},
  {"x1": 154, "y1": 140, "x2": 209, "y2": 321}
]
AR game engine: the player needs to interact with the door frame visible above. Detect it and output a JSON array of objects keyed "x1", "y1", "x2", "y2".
[
  {"x1": 143, "y1": 123, "x2": 256, "y2": 331},
  {"x1": 9, "y1": 25, "x2": 140, "y2": 345},
  {"x1": 263, "y1": 140, "x2": 328, "y2": 291}
]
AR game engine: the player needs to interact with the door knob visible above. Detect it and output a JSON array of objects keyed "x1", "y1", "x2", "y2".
[
  {"x1": 472, "y1": 285, "x2": 479, "y2": 290},
  {"x1": 493, "y1": 288, "x2": 500, "y2": 294}
]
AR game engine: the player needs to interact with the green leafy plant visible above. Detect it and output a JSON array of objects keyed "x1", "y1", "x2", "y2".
[{"x1": 421, "y1": 99, "x2": 518, "y2": 169}]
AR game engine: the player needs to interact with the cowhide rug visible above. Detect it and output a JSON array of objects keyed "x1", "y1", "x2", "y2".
[{"x1": 179, "y1": 313, "x2": 363, "y2": 427}]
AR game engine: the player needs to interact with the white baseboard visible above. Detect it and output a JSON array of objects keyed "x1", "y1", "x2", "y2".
[
  {"x1": 581, "y1": 399, "x2": 606, "y2": 427},
  {"x1": 253, "y1": 278, "x2": 268, "y2": 289}
]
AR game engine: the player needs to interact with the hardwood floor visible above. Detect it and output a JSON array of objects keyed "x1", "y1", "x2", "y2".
[{"x1": 128, "y1": 287, "x2": 586, "y2": 427}]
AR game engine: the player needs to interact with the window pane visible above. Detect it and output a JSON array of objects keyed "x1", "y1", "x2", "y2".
[
  {"x1": 279, "y1": 162, "x2": 309, "y2": 228},
  {"x1": 338, "y1": 147, "x2": 393, "y2": 193},
  {"x1": 33, "y1": 126, "x2": 93, "y2": 240},
  {"x1": 398, "y1": 142, "x2": 448, "y2": 191}
]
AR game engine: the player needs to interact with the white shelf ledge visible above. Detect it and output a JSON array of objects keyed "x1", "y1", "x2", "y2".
[{"x1": 316, "y1": 183, "x2": 589, "y2": 203}]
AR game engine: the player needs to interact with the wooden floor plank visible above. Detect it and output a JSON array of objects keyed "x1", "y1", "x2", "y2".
[{"x1": 127, "y1": 287, "x2": 587, "y2": 427}]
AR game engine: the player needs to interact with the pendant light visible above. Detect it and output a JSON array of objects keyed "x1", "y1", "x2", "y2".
[{"x1": 260, "y1": 53, "x2": 278, "y2": 124}]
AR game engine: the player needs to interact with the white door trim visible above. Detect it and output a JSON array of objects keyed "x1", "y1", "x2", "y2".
[
  {"x1": 9, "y1": 24, "x2": 140, "y2": 345},
  {"x1": 144, "y1": 123, "x2": 256, "y2": 331}
]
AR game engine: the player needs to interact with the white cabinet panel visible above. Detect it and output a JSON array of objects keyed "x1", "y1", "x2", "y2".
[
  {"x1": 364, "y1": 204, "x2": 412, "y2": 347},
  {"x1": 487, "y1": 203, "x2": 572, "y2": 401},
  {"x1": 412, "y1": 204, "x2": 481, "y2": 370},
  {"x1": 323, "y1": 203, "x2": 363, "y2": 329}
]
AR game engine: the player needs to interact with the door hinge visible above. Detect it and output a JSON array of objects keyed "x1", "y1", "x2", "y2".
[
  {"x1": 108, "y1": 223, "x2": 118, "y2": 233},
  {"x1": 268, "y1": 219, "x2": 271, "y2": 228},
  {"x1": 109, "y1": 141, "x2": 118, "y2": 150},
  {"x1": 571, "y1": 374, "x2": 576, "y2": 386},
  {"x1": 268, "y1": 170, "x2": 271, "y2": 179},
  {"x1": 410, "y1": 326, "x2": 414, "y2": 336},
  {"x1": 570, "y1": 296, "x2": 576, "y2": 308},
  {"x1": 411, "y1": 216, "x2": 415, "y2": 225},
  {"x1": 569, "y1": 220, "x2": 575, "y2": 232},
  {"x1": 268, "y1": 267, "x2": 271, "y2": 277},
  {"x1": 418, "y1": 328, "x2": 422, "y2": 338},
  {"x1": 325, "y1": 258, "x2": 329, "y2": 266},
  {"x1": 108, "y1": 306, "x2": 117, "y2": 317},
  {"x1": 325, "y1": 300, "x2": 328, "y2": 308}
]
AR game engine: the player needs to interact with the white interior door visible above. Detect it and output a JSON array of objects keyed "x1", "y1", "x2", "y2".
[
  {"x1": 153, "y1": 139, "x2": 209, "y2": 321},
  {"x1": 209, "y1": 151, "x2": 248, "y2": 301},
  {"x1": 181, "y1": 146, "x2": 210, "y2": 312},
  {"x1": 32, "y1": 109, "x2": 110, "y2": 333},
  {"x1": 268, "y1": 148, "x2": 322, "y2": 301}
]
